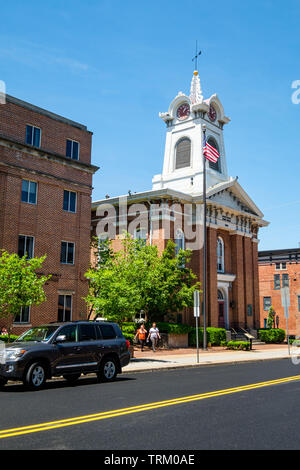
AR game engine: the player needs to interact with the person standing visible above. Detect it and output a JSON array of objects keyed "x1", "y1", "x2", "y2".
[
  {"x1": 148, "y1": 323, "x2": 161, "y2": 352},
  {"x1": 135, "y1": 324, "x2": 147, "y2": 351}
]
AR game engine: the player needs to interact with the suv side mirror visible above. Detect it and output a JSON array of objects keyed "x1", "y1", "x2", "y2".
[{"x1": 55, "y1": 335, "x2": 67, "y2": 343}]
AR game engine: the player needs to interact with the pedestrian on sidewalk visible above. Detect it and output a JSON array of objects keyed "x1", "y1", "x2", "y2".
[
  {"x1": 147, "y1": 323, "x2": 161, "y2": 352},
  {"x1": 135, "y1": 324, "x2": 147, "y2": 351}
]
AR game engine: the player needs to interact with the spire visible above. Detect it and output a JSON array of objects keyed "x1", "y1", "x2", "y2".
[{"x1": 190, "y1": 70, "x2": 203, "y2": 105}]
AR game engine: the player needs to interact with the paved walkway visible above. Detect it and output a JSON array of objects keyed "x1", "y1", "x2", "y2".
[{"x1": 124, "y1": 344, "x2": 292, "y2": 373}]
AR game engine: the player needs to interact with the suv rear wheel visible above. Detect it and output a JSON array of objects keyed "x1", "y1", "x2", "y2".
[
  {"x1": 63, "y1": 373, "x2": 81, "y2": 384},
  {"x1": 24, "y1": 362, "x2": 47, "y2": 390},
  {"x1": 98, "y1": 357, "x2": 117, "y2": 382}
]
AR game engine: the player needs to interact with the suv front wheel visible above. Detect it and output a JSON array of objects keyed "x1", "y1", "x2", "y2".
[
  {"x1": 98, "y1": 357, "x2": 117, "y2": 382},
  {"x1": 24, "y1": 362, "x2": 47, "y2": 390}
]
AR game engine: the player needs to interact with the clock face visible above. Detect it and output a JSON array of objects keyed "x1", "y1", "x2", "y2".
[
  {"x1": 177, "y1": 103, "x2": 190, "y2": 121},
  {"x1": 208, "y1": 104, "x2": 217, "y2": 122}
]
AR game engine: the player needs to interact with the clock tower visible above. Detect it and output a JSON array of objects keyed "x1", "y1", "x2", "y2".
[{"x1": 152, "y1": 71, "x2": 231, "y2": 195}]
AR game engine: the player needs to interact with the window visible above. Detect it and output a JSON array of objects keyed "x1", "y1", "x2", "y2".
[
  {"x1": 66, "y1": 139, "x2": 79, "y2": 160},
  {"x1": 14, "y1": 306, "x2": 30, "y2": 324},
  {"x1": 99, "y1": 324, "x2": 116, "y2": 340},
  {"x1": 134, "y1": 228, "x2": 147, "y2": 246},
  {"x1": 21, "y1": 180, "x2": 37, "y2": 204},
  {"x1": 217, "y1": 237, "x2": 224, "y2": 273},
  {"x1": 79, "y1": 324, "x2": 97, "y2": 341},
  {"x1": 275, "y1": 262, "x2": 287, "y2": 270},
  {"x1": 175, "y1": 138, "x2": 191, "y2": 169},
  {"x1": 63, "y1": 190, "x2": 77, "y2": 213},
  {"x1": 175, "y1": 229, "x2": 185, "y2": 256},
  {"x1": 282, "y1": 274, "x2": 289, "y2": 287},
  {"x1": 274, "y1": 274, "x2": 281, "y2": 290},
  {"x1": 56, "y1": 324, "x2": 77, "y2": 342},
  {"x1": 25, "y1": 125, "x2": 41, "y2": 147},
  {"x1": 263, "y1": 296, "x2": 272, "y2": 311},
  {"x1": 57, "y1": 295, "x2": 72, "y2": 322},
  {"x1": 207, "y1": 137, "x2": 221, "y2": 172},
  {"x1": 18, "y1": 235, "x2": 34, "y2": 259},
  {"x1": 60, "y1": 242, "x2": 75, "y2": 265}
]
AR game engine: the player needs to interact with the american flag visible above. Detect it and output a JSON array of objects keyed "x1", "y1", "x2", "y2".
[{"x1": 203, "y1": 134, "x2": 220, "y2": 163}]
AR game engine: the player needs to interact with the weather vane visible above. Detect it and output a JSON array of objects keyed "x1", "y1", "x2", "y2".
[{"x1": 192, "y1": 41, "x2": 202, "y2": 71}]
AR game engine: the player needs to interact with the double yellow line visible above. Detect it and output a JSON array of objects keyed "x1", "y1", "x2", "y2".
[{"x1": 1, "y1": 374, "x2": 300, "y2": 440}]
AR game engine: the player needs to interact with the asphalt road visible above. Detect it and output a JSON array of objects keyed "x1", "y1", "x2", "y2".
[{"x1": 1, "y1": 359, "x2": 300, "y2": 450}]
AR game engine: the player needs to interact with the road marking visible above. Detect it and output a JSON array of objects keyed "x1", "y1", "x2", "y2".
[{"x1": 1, "y1": 374, "x2": 300, "y2": 440}]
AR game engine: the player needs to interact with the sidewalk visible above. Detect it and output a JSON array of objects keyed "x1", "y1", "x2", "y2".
[{"x1": 123, "y1": 344, "x2": 292, "y2": 373}]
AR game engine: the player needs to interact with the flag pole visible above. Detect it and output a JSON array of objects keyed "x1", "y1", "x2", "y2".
[{"x1": 202, "y1": 124, "x2": 207, "y2": 351}]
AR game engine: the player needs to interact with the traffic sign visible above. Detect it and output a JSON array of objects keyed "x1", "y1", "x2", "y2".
[{"x1": 281, "y1": 287, "x2": 290, "y2": 308}]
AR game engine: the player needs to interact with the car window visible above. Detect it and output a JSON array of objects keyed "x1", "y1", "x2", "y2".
[
  {"x1": 79, "y1": 324, "x2": 97, "y2": 341},
  {"x1": 57, "y1": 325, "x2": 77, "y2": 342},
  {"x1": 99, "y1": 325, "x2": 116, "y2": 340}
]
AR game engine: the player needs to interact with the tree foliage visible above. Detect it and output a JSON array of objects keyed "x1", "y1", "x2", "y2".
[
  {"x1": 0, "y1": 250, "x2": 51, "y2": 327},
  {"x1": 267, "y1": 306, "x2": 276, "y2": 329},
  {"x1": 85, "y1": 235, "x2": 201, "y2": 324}
]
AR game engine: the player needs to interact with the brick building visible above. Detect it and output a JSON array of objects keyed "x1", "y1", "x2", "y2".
[
  {"x1": 258, "y1": 248, "x2": 300, "y2": 335},
  {"x1": 91, "y1": 71, "x2": 268, "y2": 330},
  {"x1": 0, "y1": 95, "x2": 98, "y2": 333}
]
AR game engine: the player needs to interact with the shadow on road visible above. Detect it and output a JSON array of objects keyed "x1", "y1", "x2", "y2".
[{"x1": 0, "y1": 375, "x2": 136, "y2": 393}]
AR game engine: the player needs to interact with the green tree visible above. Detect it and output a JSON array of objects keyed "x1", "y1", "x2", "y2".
[
  {"x1": 267, "y1": 306, "x2": 276, "y2": 329},
  {"x1": 85, "y1": 235, "x2": 201, "y2": 324},
  {"x1": 0, "y1": 250, "x2": 51, "y2": 333}
]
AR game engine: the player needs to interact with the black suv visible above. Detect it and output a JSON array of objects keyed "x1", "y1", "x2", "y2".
[{"x1": 0, "y1": 321, "x2": 131, "y2": 390}]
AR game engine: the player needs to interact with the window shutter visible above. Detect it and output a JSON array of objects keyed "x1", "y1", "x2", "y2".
[
  {"x1": 208, "y1": 138, "x2": 221, "y2": 172},
  {"x1": 175, "y1": 138, "x2": 191, "y2": 169}
]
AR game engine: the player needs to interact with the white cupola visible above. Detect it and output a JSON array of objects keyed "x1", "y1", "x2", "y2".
[{"x1": 152, "y1": 71, "x2": 231, "y2": 195}]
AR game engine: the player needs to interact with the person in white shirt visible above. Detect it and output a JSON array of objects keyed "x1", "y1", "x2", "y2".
[{"x1": 147, "y1": 323, "x2": 161, "y2": 352}]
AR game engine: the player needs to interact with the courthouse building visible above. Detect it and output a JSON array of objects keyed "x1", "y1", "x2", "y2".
[
  {"x1": 0, "y1": 95, "x2": 98, "y2": 333},
  {"x1": 258, "y1": 248, "x2": 300, "y2": 335},
  {"x1": 92, "y1": 71, "x2": 268, "y2": 330}
]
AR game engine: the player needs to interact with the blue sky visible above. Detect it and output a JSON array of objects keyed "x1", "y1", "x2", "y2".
[{"x1": 1, "y1": 0, "x2": 299, "y2": 250}]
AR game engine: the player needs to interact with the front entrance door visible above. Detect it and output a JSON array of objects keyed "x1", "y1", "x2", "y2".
[{"x1": 218, "y1": 301, "x2": 225, "y2": 328}]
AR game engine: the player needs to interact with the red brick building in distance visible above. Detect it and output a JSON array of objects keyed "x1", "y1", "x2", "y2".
[
  {"x1": 0, "y1": 95, "x2": 98, "y2": 333},
  {"x1": 258, "y1": 248, "x2": 300, "y2": 336},
  {"x1": 91, "y1": 71, "x2": 268, "y2": 331}
]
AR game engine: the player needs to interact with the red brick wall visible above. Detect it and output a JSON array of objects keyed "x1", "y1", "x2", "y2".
[
  {"x1": 0, "y1": 97, "x2": 95, "y2": 334},
  {"x1": 258, "y1": 262, "x2": 300, "y2": 335}
]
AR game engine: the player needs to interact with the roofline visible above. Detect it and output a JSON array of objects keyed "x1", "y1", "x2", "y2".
[
  {"x1": 92, "y1": 188, "x2": 193, "y2": 208},
  {"x1": 6, "y1": 95, "x2": 92, "y2": 133},
  {"x1": 258, "y1": 248, "x2": 300, "y2": 257}
]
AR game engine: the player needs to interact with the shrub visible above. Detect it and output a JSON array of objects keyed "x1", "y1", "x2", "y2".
[
  {"x1": 258, "y1": 329, "x2": 285, "y2": 344},
  {"x1": 226, "y1": 341, "x2": 251, "y2": 351},
  {"x1": 0, "y1": 335, "x2": 19, "y2": 343},
  {"x1": 188, "y1": 327, "x2": 226, "y2": 347}
]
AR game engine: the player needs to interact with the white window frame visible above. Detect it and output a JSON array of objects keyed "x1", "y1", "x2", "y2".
[
  {"x1": 18, "y1": 235, "x2": 35, "y2": 259},
  {"x1": 14, "y1": 306, "x2": 31, "y2": 324},
  {"x1": 217, "y1": 237, "x2": 225, "y2": 273},
  {"x1": 21, "y1": 179, "x2": 38, "y2": 205},
  {"x1": 63, "y1": 190, "x2": 77, "y2": 213},
  {"x1": 60, "y1": 241, "x2": 75, "y2": 265},
  {"x1": 25, "y1": 124, "x2": 41, "y2": 147},
  {"x1": 58, "y1": 294, "x2": 73, "y2": 322},
  {"x1": 66, "y1": 139, "x2": 80, "y2": 160},
  {"x1": 175, "y1": 229, "x2": 185, "y2": 256}
]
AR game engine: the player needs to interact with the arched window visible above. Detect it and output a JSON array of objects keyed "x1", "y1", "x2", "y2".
[
  {"x1": 218, "y1": 290, "x2": 224, "y2": 300},
  {"x1": 207, "y1": 137, "x2": 221, "y2": 173},
  {"x1": 175, "y1": 138, "x2": 191, "y2": 169},
  {"x1": 217, "y1": 237, "x2": 224, "y2": 273},
  {"x1": 175, "y1": 229, "x2": 185, "y2": 256}
]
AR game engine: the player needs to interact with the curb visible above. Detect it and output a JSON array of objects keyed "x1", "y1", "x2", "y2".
[{"x1": 123, "y1": 355, "x2": 292, "y2": 374}]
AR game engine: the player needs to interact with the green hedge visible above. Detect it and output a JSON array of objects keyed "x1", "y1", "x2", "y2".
[
  {"x1": 0, "y1": 335, "x2": 19, "y2": 343},
  {"x1": 222, "y1": 340, "x2": 251, "y2": 351},
  {"x1": 189, "y1": 327, "x2": 226, "y2": 347},
  {"x1": 258, "y1": 329, "x2": 285, "y2": 344}
]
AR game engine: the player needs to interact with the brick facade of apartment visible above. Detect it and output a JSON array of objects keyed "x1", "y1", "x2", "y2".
[
  {"x1": 0, "y1": 95, "x2": 98, "y2": 333},
  {"x1": 258, "y1": 248, "x2": 300, "y2": 336}
]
